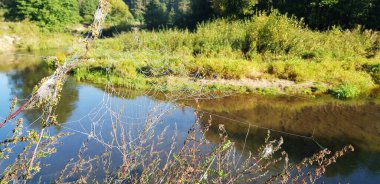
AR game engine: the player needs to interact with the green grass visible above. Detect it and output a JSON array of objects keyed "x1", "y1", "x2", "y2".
[
  {"x1": 7, "y1": 12, "x2": 378, "y2": 99},
  {"x1": 0, "y1": 22, "x2": 75, "y2": 51},
  {"x1": 70, "y1": 12, "x2": 378, "y2": 99},
  {"x1": 330, "y1": 84, "x2": 361, "y2": 99}
]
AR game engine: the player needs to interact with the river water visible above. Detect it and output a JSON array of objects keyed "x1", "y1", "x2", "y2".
[{"x1": 0, "y1": 52, "x2": 380, "y2": 183}]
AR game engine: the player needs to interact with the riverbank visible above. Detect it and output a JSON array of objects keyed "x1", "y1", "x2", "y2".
[
  {"x1": 3, "y1": 13, "x2": 380, "y2": 99},
  {"x1": 0, "y1": 22, "x2": 75, "y2": 51},
  {"x1": 1, "y1": 62, "x2": 378, "y2": 183},
  {"x1": 68, "y1": 14, "x2": 379, "y2": 99}
]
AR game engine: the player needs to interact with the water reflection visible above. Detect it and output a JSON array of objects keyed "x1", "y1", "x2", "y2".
[
  {"x1": 1, "y1": 52, "x2": 380, "y2": 183},
  {"x1": 0, "y1": 53, "x2": 40, "y2": 72},
  {"x1": 3, "y1": 52, "x2": 79, "y2": 128},
  {"x1": 186, "y1": 95, "x2": 380, "y2": 181}
]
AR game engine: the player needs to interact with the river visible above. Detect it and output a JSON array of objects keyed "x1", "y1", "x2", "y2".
[{"x1": 0, "y1": 52, "x2": 380, "y2": 183}]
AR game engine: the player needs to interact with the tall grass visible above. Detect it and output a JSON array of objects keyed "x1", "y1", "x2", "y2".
[
  {"x1": 70, "y1": 12, "x2": 379, "y2": 99},
  {"x1": 0, "y1": 22, "x2": 75, "y2": 51}
]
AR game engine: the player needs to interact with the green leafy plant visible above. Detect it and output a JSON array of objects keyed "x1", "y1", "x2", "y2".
[{"x1": 330, "y1": 84, "x2": 361, "y2": 99}]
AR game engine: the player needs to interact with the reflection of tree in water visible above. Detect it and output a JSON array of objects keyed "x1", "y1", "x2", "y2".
[
  {"x1": 192, "y1": 96, "x2": 380, "y2": 178},
  {"x1": 0, "y1": 53, "x2": 41, "y2": 72},
  {"x1": 7, "y1": 62, "x2": 79, "y2": 129},
  {"x1": 189, "y1": 95, "x2": 380, "y2": 150}
]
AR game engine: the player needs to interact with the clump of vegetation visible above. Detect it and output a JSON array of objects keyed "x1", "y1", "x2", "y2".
[
  {"x1": 6, "y1": 0, "x2": 81, "y2": 31},
  {"x1": 3, "y1": 0, "x2": 131, "y2": 31},
  {"x1": 246, "y1": 12, "x2": 303, "y2": 56},
  {"x1": 330, "y1": 84, "x2": 361, "y2": 99},
  {"x1": 189, "y1": 57, "x2": 253, "y2": 79},
  {"x1": 362, "y1": 63, "x2": 380, "y2": 84},
  {"x1": 193, "y1": 19, "x2": 249, "y2": 57},
  {"x1": 65, "y1": 12, "x2": 379, "y2": 99},
  {"x1": 0, "y1": 22, "x2": 75, "y2": 51}
]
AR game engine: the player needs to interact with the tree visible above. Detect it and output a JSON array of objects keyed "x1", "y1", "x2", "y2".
[
  {"x1": 9, "y1": 0, "x2": 81, "y2": 30},
  {"x1": 367, "y1": 0, "x2": 380, "y2": 30},
  {"x1": 171, "y1": 0, "x2": 191, "y2": 28},
  {"x1": 144, "y1": 0, "x2": 168, "y2": 29},
  {"x1": 255, "y1": 0, "x2": 378, "y2": 30},
  {"x1": 167, "y1": 7, "x2": 176, "y2": 26},
  {"x1": 109, "y1": 0, "x2": 133, "y2": 18},
  {"x1": 130, "y1": 0, "x2": 145, "y2": 22},
  {"x1": 177, "y1": 0, "x2": 190, "y2": 13},
  {"x1": 189, "y1": 0, "x2": 213, "y2": 28},
  {"x1": 79, "y1": 0, "x2": 98, "y2": 24},
  {"x1": 211, "y1": 0, "x2": 258, "y2": 17},
  {"x1": 106, "y1": 0, "x2": 133, "y2": 25}
]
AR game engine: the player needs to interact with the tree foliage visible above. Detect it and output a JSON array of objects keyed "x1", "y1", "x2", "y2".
[
  {"x1": 144, "y1": 0, "x2": 168, "y2": 29},
  {"x1": 109, "y1": 0, "x2": 133, "y2": 18},
  {"x1": 137, "y1": 0, "x2": 380, "y2": 30},
  {"x1": 256, "y1": 0, "x2": 380, "y2": 30},
  {"x1": 9, "y1": 0, "x2": 81, "y2": 30},
  {"x1": 4, "y1": 0, "x2": 132, "y2": 30},
  {"x1": 130, "y1": 0, "x2": 145, "y2": 22},
  {"x1": 2, "y1": 0, "x2": 380, "y2": 30},
  {"x1": 79, "y1": 0, "x2": 98, "y2": 24},
  {"x1": 212, "y1": 0, "x2": 258, "y2": 17}
]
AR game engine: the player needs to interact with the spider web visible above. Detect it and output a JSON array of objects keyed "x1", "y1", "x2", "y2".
[
  {"x1": 0, "y1": 49, "x2": 325, "y2": 182},
  {"x1": 0, "y1": 1, "x2": 330, "y2": 182}
]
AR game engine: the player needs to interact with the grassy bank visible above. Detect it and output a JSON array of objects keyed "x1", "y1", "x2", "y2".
[
  {"x1": 67, "y1": 13, "x2": 379, "y2": 99},
  {"x1": 0, "y1": 22, "x2": 75, "y2": 51}
]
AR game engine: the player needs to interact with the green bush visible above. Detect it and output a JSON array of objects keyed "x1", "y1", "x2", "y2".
[
  {"x1": 194, "y1": 19, "x2": 248, "y2": 58},
  {"x1": 243, "y1": 12, "x2": 379, "y2": 60},
  {"x1": 11, "y1": 0, "x2": 81, "y2": 31},
  {"x1": 99, "y1": 12, "x2": 378, "y2": 63},
  {"x1": 246, "y1": 12, "x2": 304, "y2": 55},
  {"x1": 330, "y1": 84, "x2": 361, "y2": 99}
]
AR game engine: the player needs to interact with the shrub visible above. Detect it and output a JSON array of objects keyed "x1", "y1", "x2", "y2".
[
  {"x1": 194, "y1": 19, "x2": 248, "y2": 58},
  {"x1": 330, "y1": 84, "x2": 361, "y2": 99},
  {"x1": 244, "y1": 13, "x2": 379, "y2": 60},
  {"x1": 10, "y1": 0, "x2": 81, "y2": 31},
  {"x1": 267, "y1": 60, "x2": 310, "y2": 82},
  {"x1": 246, "y1": 12, "x2": 304, "y2": 55}
]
